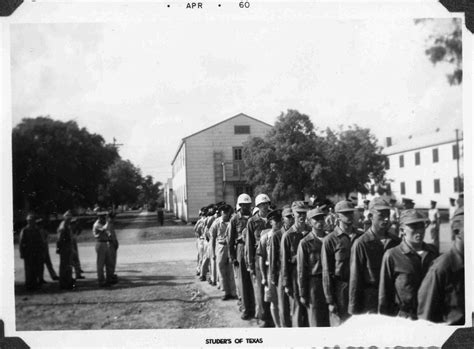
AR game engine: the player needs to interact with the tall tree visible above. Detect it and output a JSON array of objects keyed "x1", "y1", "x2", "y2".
[
  {"x1": 12, "y1": 117, "x2": 118, "y2": 216},
  {"x1": 103, "y1": 159, "x2": 143, "y2": 208}
]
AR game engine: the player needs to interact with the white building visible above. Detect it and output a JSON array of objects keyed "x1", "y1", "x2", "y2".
[
  {"x1": 383, "y1": 129, "x2": 463, "y2": 209},
  {"x1": 171, "y1": 113, "x2": 272, "y2": 222}
]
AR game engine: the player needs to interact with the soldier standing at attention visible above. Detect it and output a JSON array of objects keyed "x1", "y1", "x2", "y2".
[
  {"x1": 194, "y1": 207, "x2": 207, "y2": 276},
  {"x1": 212, "y1": 204, "x2": 237, "y2": 300},
  {"x1": 258, "y1": 209, "x2": 283, "y2": 327},
  {"x1": 427, "y1": 200, "x2": 440, "y2": 253},
  {"x1": 92, "y1": 211, "x2": 114, "y2": 287},
  {"x1": 418, "y1": 207, "x2": 464, "y2": 325},
  {"x1": 19, "y1": 213, "x2": 44, "y2": 290},
  {"x1": 349, "y1": 197, "x2": 400, "y2": 315},
  {"x1": 228, "y1": 194, "x2": 254, "y2": 320},
  {"x1": 378, "y1": 209, "x2": 438, "y2": 319},
  {"x1": 321, "y1": 200, "x2": 357, "y2": 326},
  {"x1": 281, "y1": 201, "x2": 309, "y2": 327},
  {"x1": 246, "y1": 194, "x2": 272, "y2": 327},
  {"x1": 278, "y1": 207, "x2": 293, "y2": 327},
  {"x1": 297, "y1": 207, "x2": 330, "y2": 327},
  {"x1": 57, "y1": 210, "x2": 75, "y2": 290}
]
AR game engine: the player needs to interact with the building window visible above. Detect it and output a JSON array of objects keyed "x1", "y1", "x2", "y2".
[
  {"x1": 415, "y1": 152, "x2": 420, "y2": 166},
  {"x1": 434, "y1": 179, "x2": 440, "y2": 193},
  {"x1": 433, "y1": 148, "x2": 439, "y2": 163},
  {"x1": 416, "y1": 180, "x2": 422, "y2": 194},
  {"x1": 453, "y1": 144, "x2": 459, "y2": 159},
  {"x1": 385, "y1": 158, "x2": 390, "y2": 170},
  {"x1": 400, "y1": 182, "x2": 406, "y2": 195},
  {"x1": 454, "y1": 177, "x2": 464, "y2": 192},
  {"x1": 233, "y1": 147, "x2": 243, "y2": 161},
  {"x1": 234, "y1": 125, "x2": 250, "y2": 134},
  {"x1": 399, "y1": 155, "x2": 404, "y2": 168}
]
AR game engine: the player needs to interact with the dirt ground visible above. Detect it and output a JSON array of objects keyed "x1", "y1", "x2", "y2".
[{"x1": 14, "y1": 212, "x2": 259, "y2": 330}]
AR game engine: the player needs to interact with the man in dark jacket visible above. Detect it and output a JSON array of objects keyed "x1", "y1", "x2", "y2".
[{"x1": 19, "y1": 213, "x2": 44, "y2": 290}]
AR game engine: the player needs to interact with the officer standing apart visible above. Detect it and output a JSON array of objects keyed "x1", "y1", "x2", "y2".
[
  {"x1": 57, "y1": 210, "x2": 75, "y2": 290},
  {"x1": 228, "y1": 194, "x2": 255, "y2": 320},
  {"x1": 349, "y1": 197, "x2": 400, "y2": 315},
  {"x1": 281, "y1": 201, "x2": 309, "y2": 327},
  {"x1": 321, "y1": 200, "x2": 357, "y2": 326},
  {"x1": 92, "y1": 211, "x2": 114, "y2": 287},
  {"x1": 297, "y1": 207, "x2": 330, "y2": 327},
  {"x1": 418, "y1": 207, "x2": 465, "y2": 325},
  {"x1": 212, "y1": 204, "x2": 237, "y2": 300},
  {"x1": 246, "y1": 193, "x2": 273, "y2": 327},
  {"x1": 427, "y1": 200, "x2": 440, "y2": 253},
  {"x1": 278, "y1": 207, "x2": 293, "y2": 327},
  {"x1": 19, "y1": 213, "x2": 44, "y2": 290},
  {"x1": 378, "y1": 209, "x2": 438, "y2": 319}
]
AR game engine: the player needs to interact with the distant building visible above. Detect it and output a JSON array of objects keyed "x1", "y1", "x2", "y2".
[
  {"x1": 383, "y1": 129, "x2": 463, "y2": 209},
  {"x1": 164, "y1": 178, "x2": 173, "y2": 212},
  {"x1": 171, "y1": 113, "x2": 272, "y2": 222}
]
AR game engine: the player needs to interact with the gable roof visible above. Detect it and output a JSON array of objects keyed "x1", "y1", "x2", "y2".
[{"x1": 171, "y1": 113, "x2": 272, "y2": 165}]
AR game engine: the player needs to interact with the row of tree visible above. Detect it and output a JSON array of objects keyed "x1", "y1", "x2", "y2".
[
  {"x1": 12, "y1": 116, "x2": 162, "y2": 219},
  {"x1": 242, "y1": 110, "x2": 387, "y2": 203}
]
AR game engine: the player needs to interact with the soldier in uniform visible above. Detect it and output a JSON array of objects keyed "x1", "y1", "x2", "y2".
[
  {"x1": 417, "y1": 207, "x2": 464, "y2": 325},
  {"x1": 57, "y1": 210, "x2": 75, "y2": 290},
  {"x1": 281, "y1": 201, "x2": 309, "y2": 327},
  {"x1": 92, "y1": 211, "x2": 114, "y2": 287},
  {"x1": 199, "y1": 205, "x2": 215, "y2": 282},
  {"x1": 211, "y1": 204, "x2": 237, "y2": 300},
  {"x1": 297, "y1": 207, "x2": 330, "y2": 327},
  {"x1": 378, "y1": 209, "x2": 438, "y2": 319},
  {"x1": 107, "y1": 212, "x2": 119, "y2": 283},
  {"x1": 194, "y1": 207, "x2": 207, "y2": 276},
  {"x1": 228, "y1": 194, "x2": 254, "y2": 320},
  {"x1": 321, "y1": 200, "x2": 358, "y2": 326},
  {"x1": 349, "y1": 197, "x2": 400, "y2": 315},
  {"x1": 19, "y1": 213, "x2": 44, "y2": 290},
  {"x1": 246, "y1": 193, "x2": 272, "y2": 327},
  {"x1": 258, "y1": 209, "x2": 283, "y2": 327},
  {"x1": 209, "y1": 203, "x2": 223, "y2": 287},
  {"x1": 427, "y1": 200, "x2": 440, "y2": 253},
  {"x1": 448, "y1": 197, "x2": 457, "y2": 220},
  {"x1": 278, "y1": 207, "x2": 293, "y2": 327}
]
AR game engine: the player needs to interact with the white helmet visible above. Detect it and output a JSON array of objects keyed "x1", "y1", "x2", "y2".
[
  {"x1": 255, "y1": 193, "x2": 271, "y2": 207},
  {"x1": 237, "y1": 193, "x2": 252, "y2": 205}
]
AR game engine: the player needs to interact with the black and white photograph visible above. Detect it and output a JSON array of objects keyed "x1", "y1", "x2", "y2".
[{"x1": 0, "y1": 1, "x2": 471, "y2": 347}]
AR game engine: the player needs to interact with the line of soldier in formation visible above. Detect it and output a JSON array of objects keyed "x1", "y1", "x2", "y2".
[
  {"x1": 194, "y1": 194, "x2": 464, "y2": 327},
  {"x1": 19, "y1": 210, "x2": 119, "y2": 290}
]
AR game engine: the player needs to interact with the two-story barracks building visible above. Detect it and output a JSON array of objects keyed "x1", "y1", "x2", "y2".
[
  {"x1": 383, "y1": 128, "x2": 463, "y2": 209},
  {"x1": 171, "y1": 113, "x2": 272, "y2": 222}
]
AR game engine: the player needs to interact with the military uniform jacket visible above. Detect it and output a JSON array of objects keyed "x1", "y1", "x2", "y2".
[
  {"x1": 280, "y1": 225, "x2": 306, "y2": 289},
  {"x1": 209, "y1": 217, "x2": 229, "y2": 245},
  {"x1": 297, "y1": 230, "x2": 324, "y2": 299},
  {"x1": 227, "y1": 212, "x2": 249, "y2": 261},
  {"x1": 349, "y1": 228, "x2": 401, "y2": 314},
  {"x1": 321, "y1": 226, "x2": 354, "y2": 304},
  {"x1": 245, "y1": 213, "x2": 271, "y2": 272},
  {"x1": 194, "y1": 217, "x2": 206, "y2": 238},
  {"x1": 256, "y1": 229, "x2": 272, "y2": 280},
  {"x1": 269, "y1": 228, "x2": 283, "y2": 285},
  {"x1": 378, "y1": 240, "x2": 438, "y2": 318},
  {"x1": 58, "y1": 221, "x2": 74, "y2": 252},
  {"x1": 417, "y1": 244, "x2": 464, "y2": 325},
  {"x1": 204, "y1": 216, "x2": 217, "y2": 241}
]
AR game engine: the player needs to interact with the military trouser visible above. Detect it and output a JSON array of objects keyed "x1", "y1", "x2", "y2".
[
  {"x1": 216, "y1": 242, "x2": 236, "y2": 296},
  {"x1": 95, "y1": 241, "x2": 114, "y2": 285},
  {"x1": 209, "y1": 242, "x2": 217, "y2": 284},
  {"x1": 278, "y1": 278, "x2": 292, "y2": 327},
  {"x1": 329, "y1": 279, "x2": 350, "y2": 326},
  {"x1": 252, "y1": 261, "x2": 273, "y2": 325},
  {"x1": 196, "y1": 238, "x2": 205, "y2": 274},
  {"x1": 59, "y1": 247, "x2": 74, "y2": 289},
  {"x1": 289, "y1": 265, "x2": 308, "y2": 327},
  {"x1": 306, "y1": 276, "x2": 330, "y2": 327},
  {"x1": 40, "y1": 244, "x2": 58, "y2": 280},
  {"x1": 24, "y1": 254, "x2": 43, "y2": 290},
  {"x1": 71, "y1": 236, "x2": 82, "y2": 277},
  {"x1": 109, "y1": 240, "x2": 118, "y2": 275},
  {"x1": 235, "y1": 243, "x2": 254, "y2": 317},
  {"x1": 200, "y1": 240, "x2": 210, "y2": 280}
]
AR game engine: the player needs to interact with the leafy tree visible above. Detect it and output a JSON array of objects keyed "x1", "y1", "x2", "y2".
[
  {"x1": 137, "y1": 175, "x2": 162, "y2": 209},
  {"x1": 12, "y1": 117, "x2": 118, "y2": 216},
  {"x1": 103, "y1": 159, "x2": 143, "y2": 208},
  {"x1": 417, "y1": 18, "x2": 462, "y2": 85}
]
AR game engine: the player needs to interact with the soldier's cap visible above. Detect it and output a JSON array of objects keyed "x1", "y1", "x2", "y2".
[
  {"x1": 400, "y1": 209, "x2": 427, "y2": 225},
  {"x1": 282, "y1": 207, "x2": 293, "y2": 217},
  {"x1": 307, "y1": 207, "x2": 326, "y2": 219},
  {"x1": 452, "y1": 207, "x2": 464, "y2": 220},
  {"x1": 369, "y1": 197, "x2": 391, "y2": 212},
  {"x1": 291, "y1": 201, "x2": 308, "y2": 213},
  {"x1": 219, "y1": 204, "x2": 233, "y2": 213},
  {"x1": 267, "y1": 209, "x2": 282, "y2": 222},
  {"x1": 402, "y1": 197, "x2": 414, "y2": 204},
  {"x1": 335, "y1": 200, "x2": 355, "y2": 213},
  {"x1": 63, "y1": 210, "x2": 73, "y2": 218}
]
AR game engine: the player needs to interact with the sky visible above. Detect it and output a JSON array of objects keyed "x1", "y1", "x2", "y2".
[{"x1": 10, "y1": 18, "x2": 462, "y2": 185}]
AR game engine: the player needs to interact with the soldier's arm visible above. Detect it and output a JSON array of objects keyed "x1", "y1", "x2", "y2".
[
  {"x1": 296, "y1": 241, "x2": 308, "y2": 301},
  {"x1": 378, "y1": 252, "x2": 396, "y2": 316},
  {"x1": 348, "y1": 241, "x2": 364, "y2": 315},
  {"x1": 227, "y1": 218, "x2": 237, "y2": 261},
  {"x1": 246, "y1": 220, "x2": 256, "y2": 273},
  {"x1": 257, "y1": 237, "x2": 267, "y2": 285},
  {"x1": 417, "y1": 266, "x2": 443, "y2": 323},
  {"x1": 280, "y1": 233, "x2": 291, "y2": 290},
  {"x1": 321, "y1": 237, "x2": 335, "y2": 305}
]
